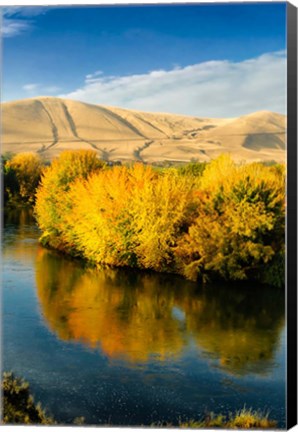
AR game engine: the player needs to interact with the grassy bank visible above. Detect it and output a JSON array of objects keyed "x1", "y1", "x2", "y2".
[{"x1": 179, "y1": 409, "x2": 277, "y2": 429}]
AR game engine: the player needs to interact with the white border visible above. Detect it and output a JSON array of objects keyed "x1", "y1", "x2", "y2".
[{"x1": 1, "y1": 1, "x2": 296, "y2": 432}]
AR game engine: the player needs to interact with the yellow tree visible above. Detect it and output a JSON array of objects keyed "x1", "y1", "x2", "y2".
[
  {"x1": 5, "y1": 152, "x2": 43, "y2": 204},
  {"x1": 128, "y1": 166, "x2": 197, "y2": 272},
  {"x1": 34, "y1": 150, "x2": 105, "y2": 250},
  {"x1": 62, "y1": 164, "x2": 154, "y2": 266},
  {"x1": 64, "y1": 164, "x2": 197, "y2": 272},
  {"x1": 176, "y1": 155, "x2": 285, "y2": 286}
]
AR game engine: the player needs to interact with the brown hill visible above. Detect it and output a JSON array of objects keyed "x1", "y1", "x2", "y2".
[{"x1": 1, "y1": 97, "x2": 286, "y2": 163}]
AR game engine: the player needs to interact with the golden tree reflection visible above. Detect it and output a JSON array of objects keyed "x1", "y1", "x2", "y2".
[
  {"x1": 35, "y1": 250, "x2": 188, "y2": 362},
  {"x1": 183, "y1": 285, "x2": 285, "y2": 375},
  {"x1": 35, "y1": 248, "x2": 284, "y2": 373}
]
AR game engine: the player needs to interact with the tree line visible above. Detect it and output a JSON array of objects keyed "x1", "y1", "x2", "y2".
[
  {"x1": 30, "y1": 150, "x2": 285, "y2": 287},
  {"x1": 1, "y1": 150, "x2": 285, "y2": 286}
]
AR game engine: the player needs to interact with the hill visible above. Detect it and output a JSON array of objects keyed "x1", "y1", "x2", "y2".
[{"x1": 2, "y1": 97, "x2": 286, "y2": 163}]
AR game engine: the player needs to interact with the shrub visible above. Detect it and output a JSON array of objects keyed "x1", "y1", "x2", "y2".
[
  {"x1": 3, "y1": 152, "x2": 43, "y2": 205},
  {"x1": 227, "y1": 407, "x2": 277, "y2": 429},
  {"x1": 175, "y1": 155, "x2": 285, "y2": 286},
  {"x1": 35, "y1": 154, "x2": 285, "y2": 286},
  {"x1": 34, "y1": 150, "x2": 105, "y2": 250},
  {"x1": 180, "y1": 408, "x2": 277, "y2": 429},
  {"x1": 2, "y1": 372, "x2": 54, "y2": 425},
  {"x1": 177, "y1": 161, "x2": 207, "y2": 177},
  {"x1": 62, "y1": 164, "x2": 196, "y2": 271}
]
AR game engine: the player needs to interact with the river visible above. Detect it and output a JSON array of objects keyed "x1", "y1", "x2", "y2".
[{"x1": 2, "y1": 209, "x2": 286, "y2": 426}]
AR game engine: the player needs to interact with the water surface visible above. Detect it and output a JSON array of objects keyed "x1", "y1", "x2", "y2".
[{"x1": 2, "y1": 209, "x2": 286, "y2": 426}]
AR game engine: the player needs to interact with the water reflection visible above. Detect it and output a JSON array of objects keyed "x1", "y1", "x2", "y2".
[
  {"x1": 184, "y1": 286, "x2": 285, "y2": 375},
  {"x1": 4, "y1": 207, "x2": 35, "y2": 226},
  {"x1": 3, "y1": 208, "x2": 40, "y2": 264},
  {"x1": 35, "y1": 247, "x2": 285, "y2": 375}
]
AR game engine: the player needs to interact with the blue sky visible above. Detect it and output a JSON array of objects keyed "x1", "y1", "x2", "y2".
[{"x1": 2, "y1": 3, "x2": 287, "y2": 117}]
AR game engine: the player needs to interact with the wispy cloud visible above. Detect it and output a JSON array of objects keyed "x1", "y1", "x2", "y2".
[
  {"x1": 2, "y1": 17, "x2": 32, "y2": 37},
  {"x1": 3, "y1": 6, "x2": 47, "y2": 18},
  {"x1": 60, "y1": 51, "x2": 286, "y2": 117},
  {"x1": 86, "y1": 70, "x2": 104, "y2": 81},
  {"x1": 23, "y1": 83, "x2": 61, "y2": 94},
  {"x1": 1, "y1": 6, "x2": 48, "y2": 37},
  {"x1": 23, "y1": 83, "x2": 39, "y2": 91}
]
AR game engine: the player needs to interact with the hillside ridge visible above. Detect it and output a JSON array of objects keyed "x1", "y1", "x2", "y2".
[{"x1": 2, "y1": 97, "x2": 286, "y2": 163}]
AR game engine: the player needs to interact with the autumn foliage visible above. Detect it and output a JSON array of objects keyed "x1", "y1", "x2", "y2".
[
  {"x1": 176, "y1": 155, "x2": 285, "y2": 284},
  {"x1": 35, "y1": 151, "x2": 285, "y2": 286},
  {"x1": 3, "y1": 152, "x2": 43, "y2": 205},
  {"x1": 34, "y1": 150, "x2": 105, "y2": 250}
]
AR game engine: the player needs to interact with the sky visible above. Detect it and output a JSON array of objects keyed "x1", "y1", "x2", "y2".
[{"x1": 2, "y1": 2, "x2": 287, "y2": 117}]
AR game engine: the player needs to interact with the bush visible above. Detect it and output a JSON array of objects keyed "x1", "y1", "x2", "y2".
[
  {"x1": 177, "y1": 161, "x2": 207, "y2": 177},
  {"x1": 61, "y1": 164, "x2": 196, "y2": 271},
  {"x1": 34, "y1": 150, "x2": 105, "y2": 250},
  {"x1": 3, "y1": 152, "x2": 43, "y2": 206},
  {"x1": 180, "y1": 407, "x2": 277, "y2": 429},
  {"x1": 34, "y1": 154, "x2": 285, "y2": 286},
  {"x1": 175, "y1": 155, "x2": 285, "y2": 286},
  {"x1": 2, "y1": 372, "x2": 54, "y2": 425}
]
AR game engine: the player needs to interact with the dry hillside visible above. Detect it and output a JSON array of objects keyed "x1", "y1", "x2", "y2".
[{"x1": 2, "y1": 97, "x2": 286, "y2": 163}]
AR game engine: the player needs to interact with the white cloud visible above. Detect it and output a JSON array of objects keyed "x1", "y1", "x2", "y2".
[
  {"x1": 60, "y1": 51, "x2": 286, "y2": 117},
  {"x1": 2, "y1": 6, "x2": 47, "y2": 18},
  {"x1": 86, "y1": 70, "x2": 104, "y2": 81},
  {"x1": 22, "y1": 83, "x2": 61, "y2": 94},
  {"x1": 1, "y1": 17, "x2": 32, "y2": 37},
  {"x1": 23, "y1": 83, "x2": 39, "y2": 91},
  {"x1": 1, "y1": 6, "x2": 48, "y2": 37}
]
